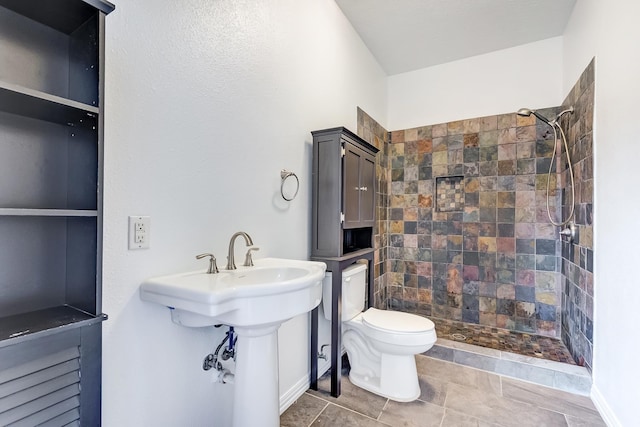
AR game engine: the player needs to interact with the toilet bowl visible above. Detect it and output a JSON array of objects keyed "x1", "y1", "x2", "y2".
[{"x1": 322, "y1": 264, "x2": 437, "y2": 401}]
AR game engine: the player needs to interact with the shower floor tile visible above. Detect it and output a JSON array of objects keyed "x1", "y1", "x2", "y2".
[{"x1": 430, "y1": 317, "x2": 576, "y2": 364}]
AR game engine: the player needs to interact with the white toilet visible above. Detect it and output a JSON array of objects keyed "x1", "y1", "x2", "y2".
[{"x1": 322, "y1": 263, "x2": 437, "y2": 402}]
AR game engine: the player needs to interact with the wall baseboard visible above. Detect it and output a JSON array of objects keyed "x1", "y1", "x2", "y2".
[
  {"x1": 279, "y1": 375, "x2": 309, "y2": 414},
  {"x1": 279, "y1": 359, "x2": 331, "y2": 414},
  {"x1": 591, "y1": 384, "x2": 621, "y2": 427}
]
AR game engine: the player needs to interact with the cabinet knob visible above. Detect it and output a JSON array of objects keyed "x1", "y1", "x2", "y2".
[{"x1": 360, "y1": 186, "x2": 368, "y2": 191}]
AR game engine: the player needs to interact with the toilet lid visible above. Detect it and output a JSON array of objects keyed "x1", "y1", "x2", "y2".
[{"x1": 362, "y1": 308, "x2": 434, "y2": 333}]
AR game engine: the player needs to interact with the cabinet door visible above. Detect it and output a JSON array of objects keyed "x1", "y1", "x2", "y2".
[
  {"x1": 359, "y1": 153, "x2": 375, "y2": 225},
  {"x1": 343, "y1": 143, "x2": 362, "y2": 228},
  {"x1": 343, "y1": 142, "x2": 376, "y2": 228}
]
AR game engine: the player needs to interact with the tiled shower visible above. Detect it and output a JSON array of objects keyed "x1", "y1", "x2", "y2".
[{"x1": 357, "y1": 60, "x2": 594, "y2": 371}]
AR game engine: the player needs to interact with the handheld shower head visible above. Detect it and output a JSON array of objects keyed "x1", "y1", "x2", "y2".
[
  {"x1": 517, "y1": 105, "x2": 577, "y2": 227},
  {"x1": 555, "y1": 106, "x2": 575, "y2": 121},
  {"x1": 517, "y1": 108, "x2": 552, "y2": 125}
]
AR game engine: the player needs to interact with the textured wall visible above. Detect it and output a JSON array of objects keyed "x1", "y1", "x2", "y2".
[
  {"x1": 102, "y1": 1, "x2": 387, "y2": 425},
  {"x1": 563, "y1": 2, "x2": 640, "y2": 424},
  {"x1": 387, "y1": 38, "x2": 564, "y2": 130}
]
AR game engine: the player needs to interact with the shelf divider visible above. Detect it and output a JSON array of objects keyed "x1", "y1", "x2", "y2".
[
  {"x1": 0, "y1": 0, "x2": 115, "y2": 34},
  {"x1": 0, "y1": 305, "x2": 106, "y2": 347},
  {"x1": 0, "y1": 80, "x2": 99, "y2": 126},
  {"x1": 0, "y1": 208, "x2": 98, "y2": 217}
]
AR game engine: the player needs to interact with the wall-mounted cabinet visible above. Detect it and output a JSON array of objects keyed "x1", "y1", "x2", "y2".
[{"x1": 0, "y1": 1, "x2": 114, "y2": 424}]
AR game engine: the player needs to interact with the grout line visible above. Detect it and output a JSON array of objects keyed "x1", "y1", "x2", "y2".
[
  {"x1": 377, "y1": 398, "x2": 390, "y2": 420},
  {"x1": 328, "y1": 402, "x2": 392, "y2": 426},
  {"x1": 303, "y1": 390, "x2": 331, "y2": 405},
  {"x1": 306, "y1": 387, "x2": 391, "y2": 424},
  {"x1": 498, "y1": 388, "x2": 600, "y2": 419},
  {"x1": 307, "y1": 401, "x2": 329, "y2": 427},
  {"x1": 442, "y1": 381, "x2": 450, "y2": 409},
  {"x1": 439, "y1": 408, "x2": 446, "y2": 427}
]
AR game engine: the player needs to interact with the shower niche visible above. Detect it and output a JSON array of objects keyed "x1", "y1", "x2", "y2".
[{"x1": 435, "y1": 175, "x2": 465, "y2": 212}]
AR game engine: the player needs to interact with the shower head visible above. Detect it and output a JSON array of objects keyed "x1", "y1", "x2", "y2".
[
  {"x1": 516, "y1": 108, "x2": 534, "y2": 117},
  {"x1": 517, "y1": 108, "x2": 552, "y2": 125}
]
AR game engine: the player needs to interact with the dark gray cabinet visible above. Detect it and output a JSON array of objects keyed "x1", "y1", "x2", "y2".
[
  {"x1": 310, "y1": 127, "x2": 378, "y2": 398},
  {"x1": 0, "y1": 1, "x2": 114, "y2": 424},
  {"x1": 311, "y1": 127, "x2": 378, "y2": 258}
]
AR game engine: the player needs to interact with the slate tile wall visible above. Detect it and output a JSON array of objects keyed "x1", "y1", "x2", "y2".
[
  {"x1": 387, "y1": 108, "x2": 564, "y2": 337},
  {"x1": 559, "y1": 59, "x2": 595, "y2": 371},
  {"x1": 355, "y1": 59, "x2": 594, "y2": 366},
  {"x1": 357, "y1": 107, "x2": 389, "y2": 309}
]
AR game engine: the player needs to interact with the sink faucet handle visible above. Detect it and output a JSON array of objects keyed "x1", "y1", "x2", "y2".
[
  {"x1": 196, "y1": 253, "x2": 219, "y2": 274},
  {"x1": 244, "y1": 247, "x2": 260, "y2": 267}
]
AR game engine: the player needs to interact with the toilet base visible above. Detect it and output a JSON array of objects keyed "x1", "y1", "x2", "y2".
[{"x1": 347, "y1": 353, "x2": 421, "y2": 402}]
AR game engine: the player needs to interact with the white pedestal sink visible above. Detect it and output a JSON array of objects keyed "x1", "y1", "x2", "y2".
[{"x1": 140, "y1": 258, "x2": 326, "y2": 427}]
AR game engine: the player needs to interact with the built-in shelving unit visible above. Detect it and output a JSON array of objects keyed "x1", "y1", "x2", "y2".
[{"x1": 0, "y1": 1, "x2": 113, "y2": 424}]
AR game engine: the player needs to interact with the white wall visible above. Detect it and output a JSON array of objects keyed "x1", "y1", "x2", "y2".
[
  {"x1": 387, "y1": 37, "x2": 563, "y2": 130},
  {"x1": 102, "y1": 0, "x2": 386, "y2": 425},
  {"x1": 563, "y1": 1, "x2": 640, "y2": 426}
]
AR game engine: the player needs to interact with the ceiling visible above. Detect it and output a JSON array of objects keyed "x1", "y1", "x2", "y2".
[{"x1": 335, "y1": 0, "x2": 576, "y2": 75}]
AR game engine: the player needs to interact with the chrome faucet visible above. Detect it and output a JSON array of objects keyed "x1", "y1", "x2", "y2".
[{"x1": 226, "y1": 232, "x2": 254, "y2": 270}]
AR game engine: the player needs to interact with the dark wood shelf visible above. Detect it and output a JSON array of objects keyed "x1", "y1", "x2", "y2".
[
  {"x1": 0, "y1": 0, "x2": 114, "y2": 34},
  {"x1": 0, "y1": 306, "x2": 105, "y2": 347},
  {"x1": 311, "y1": 247, "x2": 375, "y2": 262},
  {"x1": 0, "y1": 80, "x2": 99, "y2": 127},
  {"x1": 0, "y1": 208, "x2": 98, "y2": 217}
]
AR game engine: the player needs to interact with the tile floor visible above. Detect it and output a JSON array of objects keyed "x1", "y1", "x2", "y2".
[
  {"x1": 280, "y1": 355, "x2": 604, "y2": 427},
  {"x1": 431, "y1": 317, "x2": 576, "y2": 364}
]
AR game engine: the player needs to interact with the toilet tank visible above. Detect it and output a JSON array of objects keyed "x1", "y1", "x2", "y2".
[{"x1": 321, "y1": 263, "x2": 367, "y2": 321}]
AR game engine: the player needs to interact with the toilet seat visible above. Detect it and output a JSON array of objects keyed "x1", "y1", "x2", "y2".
[
  {"x1": 345, "y1": 308, "x2": 437, "y2": 348},
  {"x1": 362, "y1": 308, "x2": 434, "y2": 334}
]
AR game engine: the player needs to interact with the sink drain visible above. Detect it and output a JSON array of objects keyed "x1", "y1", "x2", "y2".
[{"x1": 450, "y1": 333, "x2": 467, "y2": 341}]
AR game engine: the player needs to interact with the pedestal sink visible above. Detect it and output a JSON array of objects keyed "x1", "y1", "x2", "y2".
[{"x1": 140, "y1": 258, "x2": 326, "y2": 427}]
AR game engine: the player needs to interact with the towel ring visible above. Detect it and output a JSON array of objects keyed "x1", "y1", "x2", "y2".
[{"x1": 280, "y1": 169, "x2": 299, "y2": 201}]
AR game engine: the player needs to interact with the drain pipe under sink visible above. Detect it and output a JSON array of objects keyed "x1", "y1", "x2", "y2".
[{"x1": 204, "y1": 326, "x2": 237, "y2": 384}]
